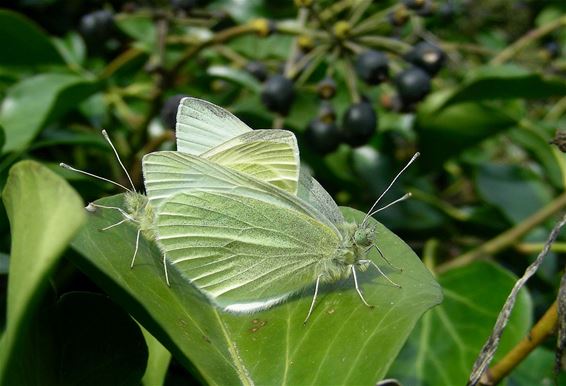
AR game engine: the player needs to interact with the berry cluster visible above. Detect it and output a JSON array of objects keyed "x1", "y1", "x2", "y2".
[{"x1": 252, "y1": 2, "x2": 447, "y2": 154}]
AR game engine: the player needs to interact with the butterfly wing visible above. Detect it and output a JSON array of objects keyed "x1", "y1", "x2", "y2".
[
  {"x1": 297, "y1": 166, "x2": 345, "y2": 227},
  {"x1": 142, "y1": 151, "x2": 338, "y2": 232},
  {"x1": 156, "y1": 190, "x2": 341, "y2": 312},
  {"x1": 176, "y1": 97, "x2": 251, "y2": 155},
  {"x1": 202, "y1": 130, "x2": 300, "y2": 194}
]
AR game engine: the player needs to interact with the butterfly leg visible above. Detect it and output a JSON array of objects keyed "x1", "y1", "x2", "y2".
[
  {"x1": 88, "y1": 202, "x2": 135, "y2": 221},
  {"x1": 368, "y1": 260, "x2": 401, "y2": 288},
  {"x1": 163, "y1": 254, "x2": 171, "y2": 287},
  {"x1": 304, "y1": 274, "x2": 323, "y2": 325},
  {"x1": 130, "y1": 229, "x2": 141, "y2": 268},
  {"x1": 351, "y1": 266, "x2": 374, "y2": 308},
  {"x1": 368, "y1": 243, "x2": 402, "y2": 272},
  {"x1": 101, "y1": 218, "x2": 128, "y2": 231}
]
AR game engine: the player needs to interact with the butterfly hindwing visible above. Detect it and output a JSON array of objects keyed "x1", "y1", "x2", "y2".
[
  {"x1": 176, "y1": 97, "x2": 251, "y2": 155},
  {"x1": 297, "y1": 166, "x2": 345, "y2": 227},
  {"x1": 156, "y1": 190, "x2": 341, "y2": 311},
  {"x1": 202, "y1": 130, "x2": 300, "y2": 194}
]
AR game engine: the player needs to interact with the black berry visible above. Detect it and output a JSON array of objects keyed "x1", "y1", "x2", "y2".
[
  {"x1": 305, "y1": 119, "x2": 341, "y2": 154},
  {"x1": 79, "y1": 10, "x2": 115, "y2": 43},
  {"x1": 404, "y1": 42, "x2": 446, "y2": 75},
  {"x1": 261, "y1": 75, "x2": 294, "y2": 115},
  {"x1": 341, "y1": 102, "x2": 377, "y2": 147},
  {"x1": 394, "y1": 67, "x2": 431, "y2": 105},
  {"x1": 542, "y1": 40, "x2": 561, "y2": 60},
  {"x1": 355, "y1": 50, "x2": 389, "y2": 85},
  {"x1": 160, "y1": 94, "x2": 188, "y2": 130},
  {"x1": 245, "y1": 61, "x2": 268, "y2": 82}
]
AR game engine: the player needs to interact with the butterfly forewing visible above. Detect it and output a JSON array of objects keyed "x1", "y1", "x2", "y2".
[
  {"x1": 202, "y1": 130, "x2": 300, "y2": 194},
  {"x1": 176, "y1": 97, "x2": 251, "y2": 155},
  {"x1": 156, "y1": 190, "x2": 341, "y2": 311},
  {"x1": 142, "y1": 152, "x2": 339, "y2": 233}
]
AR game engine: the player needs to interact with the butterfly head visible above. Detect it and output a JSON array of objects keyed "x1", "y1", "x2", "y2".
[{"x1": 353, "y1": 223, "x2": 376, "y2": 248}]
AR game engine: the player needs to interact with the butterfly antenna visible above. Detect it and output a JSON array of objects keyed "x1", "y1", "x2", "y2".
[
  {"x1": 362, "y1": 152, "x2": 420, "y2": 226},
  {"x1": 101, "y1": 130, "x2": 136, "y2": 192},
  {"x1": 59, "y1": 163, "x2": 132, "y2": 192},
  {"x1": 367, "y1": 193, "x2": 412, "y2": 218}
]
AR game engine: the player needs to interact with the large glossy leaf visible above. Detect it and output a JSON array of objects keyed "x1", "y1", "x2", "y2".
[
  {"x1": 415, "y1": 96, "x2": 523, "y2": 170},
  {"x1": 0, "y1": 161, "x2": 85, "y2": 384},
  {"x1": 71, "y1": 195, "x2": 442, "y2": 385},
  {"x1": 0, "y1": 10, "x2": 63, "y2": 67},
  {"x1": 0, "y1": 73, "x2": 98, "y2": 153},
  {"x1": 387, "y1": 261, "x2": 532, "y2": 386}
]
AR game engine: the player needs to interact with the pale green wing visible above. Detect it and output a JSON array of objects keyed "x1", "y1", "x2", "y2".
[
  {"x1": 156, "y1": 190, "x2": 340, "y2": 311},
  {"x1": 202, "y1": 130, "x2": 300, "y2": 194},
  {"x1": 297, "y1": 166, "x2": 345, "y2": 227},
  {"x1": 176, "y1": 97, "x2": 251, "y2": 155},
  {"x1": 142, "y1": 151, "x2": 339, "y2": 233}
]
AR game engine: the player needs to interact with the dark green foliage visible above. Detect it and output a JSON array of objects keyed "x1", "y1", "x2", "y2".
[{"x1": 1, "y1": 1, "x2": 565, "y2": 385}]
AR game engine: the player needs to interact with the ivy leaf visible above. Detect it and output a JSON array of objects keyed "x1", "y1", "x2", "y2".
[{"x1": 71, "y1": 195, "x2": 442, "y2": 385}]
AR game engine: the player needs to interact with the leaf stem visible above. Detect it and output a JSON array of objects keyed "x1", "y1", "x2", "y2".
[
  {"x1": 437, "y1": 191, "x2": 566, "y2": 274},
  {"x1": 491, "y1": 15, "x2": 566, "y2": 65},
  {"x1": 355, "y1": 35, "x2": 411, "y2": 55},
  {"x1": 485, "y1": 301, "x2": 558, "y2": 385},
  {"x1": 342, "y1": 56, "x2": 360, "y2": 103},
  {"x1": 348, "y1": 0, "x2": 373, "y2": 27}
]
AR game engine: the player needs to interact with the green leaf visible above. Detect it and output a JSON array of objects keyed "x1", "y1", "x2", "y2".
[
  {"x1": 510, "y1": 347, "x2": 566, "y2": 386},
  {"x1": 0, "y1": 161, "x2": 85, "y2": 384},
  {"x1": 57, "y1": 292, "x2": 148, "y2": 386},
  {"x1": 0, "y1": 124, "x2": 5, "y2": 151},
  {"x1": 475, "y1": 163, "x2": 554, "y2": 224},
  {"x1": 0, "y1": 73, "x2": 98, "y2": 153},
  {"x1": 0, "y1": 252, "x2": 8, "y2": 275},
  {"x1": 114, "y1": 14, "x2": 156, "y2": 51},
  {"x1": 508, "y1": 126, "x2": 565, "y2": 189},
  {"x1": 441, "y1": 65, "x2": 566, "y2": 107},
  {"x1": 71, "y1": 195, "x2": 442, "y2": 385},
  {"x1": 388, "y1": 261, "x2": 532, "y2": 385},
  {"x1": 141, "y1": 327, "x2": 171, "y2": 386},
  {"x1": 207, "y1": 65, "x2": 262, "y2": 93},
  {"x1": 0, "y1": 10, "x2": 63, "y2": 67},
  {"x1": 415, "y1": 98, "x2": 523, "y2": 170},
  {"x1": 51, "y1": 32, "x2": 87, "y2": 69}
]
